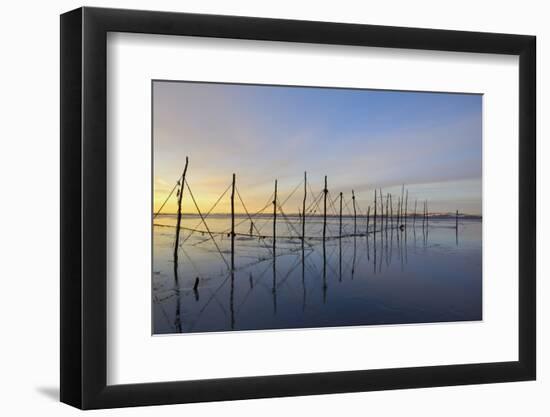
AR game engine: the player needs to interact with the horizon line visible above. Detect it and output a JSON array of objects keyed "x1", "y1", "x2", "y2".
[{"x1": 154, "y1": 212, "x2": 483, "y2": 218}]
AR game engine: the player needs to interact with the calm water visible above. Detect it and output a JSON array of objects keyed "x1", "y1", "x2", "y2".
[{"x1": 153, "y1": 214, "x2": 482, "y2": 334}]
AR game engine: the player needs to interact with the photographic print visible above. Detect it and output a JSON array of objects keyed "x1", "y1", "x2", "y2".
[{"x1": 152, "y1": 80, "x2": 482, "y2": 335}]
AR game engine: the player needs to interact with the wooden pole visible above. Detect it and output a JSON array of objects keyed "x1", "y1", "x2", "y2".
[
  {"x1": 174, "y1": 156, "x2": 189, "y2": 262},
  {"x1": 322, "y1": 180, "x2": 328, "y2": 299},
  {"x1": 374, "y1": 189, "x2": 377, "y2": 235},
  {"x1": 413, "y1": 199, "x2": 417, "y2": 226},
  {"x1": 404, "y1": 190, "x2": 408, "y2": 228},
  {"x1": 397, "y1": 197, "x2": 401, "y2": 227},
  {"x1": 426, "y1": 200, "x2": 429, "y2": 229},
  {"x1": 339, "y1": 192, "x2": 343, "y2": 238},
  {"x1": 399, "y1": 184, "x2": 405, "y2": 222},
  {"x1": 366, "y1": 205, "x2": 370, "y2": 235},
  {"x1": 424, "y1": 200, "x2": 428, "y2": 224},
  {"x1": 302, "y1": 171, "x2": 307, "y2": 243},
  {"x1": 323, "y1": 176, "x2": 328, "y2": 241},
  {"x1": 379, "y1": 188, "x2": 384, "y2": 247},
  {"x1": 390, "y1": 194, "x2": 393, "y2": 229},
  {"x1": 385, "y1": 193, "x2": 389, "y2": 231},
  {"x1": 231, "y1": 173, "x2": 235, "y2": 270},
  {"x1": 352, "y1": 190, "x2": 357, "y2": 235},
  {"x1": 379, "y1": 188, "x2": 384, "y2": 231},
  {"x1": 422, "y1": 200, "x2": 426, "y2": 230},
  {"x1": 273, "y1": 180, "x2": 278, "y2": 252},
  {"x1": 272, "y1": 182, "x2": 277, "y2": 313},
  {"x1": 455, "y1": 210, "x2": 458, "y2": 246}
]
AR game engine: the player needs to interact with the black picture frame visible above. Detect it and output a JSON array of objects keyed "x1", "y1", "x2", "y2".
[{"x1": 60, "y1": 6, "x2": 536, "y2": 409}]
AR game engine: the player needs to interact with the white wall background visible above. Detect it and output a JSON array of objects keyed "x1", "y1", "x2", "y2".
[{"x1": 0, "y1": 0, "x2": 545, "y2": 415}]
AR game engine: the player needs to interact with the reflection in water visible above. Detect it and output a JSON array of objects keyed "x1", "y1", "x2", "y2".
[
  {"x1": 301, "y1": 243, "x2": 306, "y2": 311},
  {"x1": 272, "y1": 255, "x2": 277, "y2": 315},
  {"x1": 351, "y1": 236, "x2": 356, "y2": 280},
  {"x1": 153, "y1": 216, "x2": 482, "y2": 334},
  {"x1": 339, "y1": 238, "x2": 342, "y2": 283},
  {"x1": 230, "y1": 271, "x2": 235, "y2": 329},
  {"x1": 322, "y1": 239, "x2": 327, "y2": 304},
  {"x1": 172, "y1": 260, "x2": 182, "y2": 333}
]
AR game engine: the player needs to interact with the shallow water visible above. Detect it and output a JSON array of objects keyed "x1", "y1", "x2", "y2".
[{"x1": 153, "y1": 214, "x2": 482, "y2": 334}]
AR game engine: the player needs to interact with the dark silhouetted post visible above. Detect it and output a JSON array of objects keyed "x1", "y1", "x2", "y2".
[
  {"x1": 272, "y1": 179, "x2": 278, "y2": 314},
  {"x1": 390, "y1": 194, "x2": 393, "y2": 229},
  {"x1": 426, "y1": 200, "x2": 429, "y2": 229},
  {"x1": 352, "y1": 190, "x2": 357, "y2": 235},
  {"x1": 339, "y1": 192, "x2": 343, "y2": 238},
  {"x1": 380, "y1": 189, "x2": 385, "y2": 245},
  {"x1": 323, "y1": 176, "x2": 328, "y2": 241},
  {"x1": 302, "y1": 171, "x2": 307, "y2": 243},
  {"x1": 323, "y1": 176, "x2": 328, "y2": 302},
  {"x1": 422, "y1": 201, "x2": 426, "y2": 231},
  {"x1": 404, "y1": 190, "x2": 408, "y2": 228},
  {"x1": 231, "y1": 173, "x2": 235, "y2": 270},
  {"x1": 380, "y1": 188, "x2": 384, "y2": 232},
  {"x1": 385, "y1": 193, "x2": 390, "y2": 231},
  {"x1": 455, "y1": 210, "x2": 458, "y2": 246},
  {"x1": 174, "y1": 156, "x2": 189, "y2": 262},
  {"x1": 366, "y1": 205, "x2": 370, "y2": 235},
  {"x1": 397, "y1": 197, "x2": 401, "y2": 228},
  {"x1": 373, "y1": 188, "x2": 378, "y2": 238},
  {"x1": 301, "y1": 173, "x2": 307, "y2": 310},
  {"x1": 273, "y1": 179, "x2": 278, "y2": 253},
  {"x1": 422, "y1": 200, "x2": 426, "y2": 229},
  {"x1": 399, "y1": 184, "x2": 405, "y2": 222}
]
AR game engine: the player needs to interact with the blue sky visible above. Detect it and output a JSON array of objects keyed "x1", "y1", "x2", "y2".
[{"x1": 153, "y1": 81, "x2": 482, "y2": 215}]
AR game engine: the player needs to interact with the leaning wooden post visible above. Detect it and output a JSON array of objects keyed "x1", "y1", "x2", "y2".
[
  {"x1": 230, "y1": 173, "x2": 235, "y2": 270},
  {"x1": 302, "y1": 171, "x2": 307, "y2": 243},
  {"x1": 339, "y1": 192, "x2": 343, "y2": 238},
  {"x1": 273, "y1": 179, "x2": 278, "y2": 253},
  {"x1": 174, "y1": 156, "x2": 189, "y2": 262},
  {"x1": 323, "y1": 176, "x2": 328, "y2": 241},
  {"x1": 352, "y1": 190, "x2": 357, "y2": 236}
]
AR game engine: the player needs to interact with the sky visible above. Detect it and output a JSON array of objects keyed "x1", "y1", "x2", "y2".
[{"x1": 153, "y1": 81, "x2": 482, "y2": 216}]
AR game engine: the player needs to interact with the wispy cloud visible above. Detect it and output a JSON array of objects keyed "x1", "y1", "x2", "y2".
[{"x1": 153, "y1": 81, "x2": 482, "y2": 215}]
